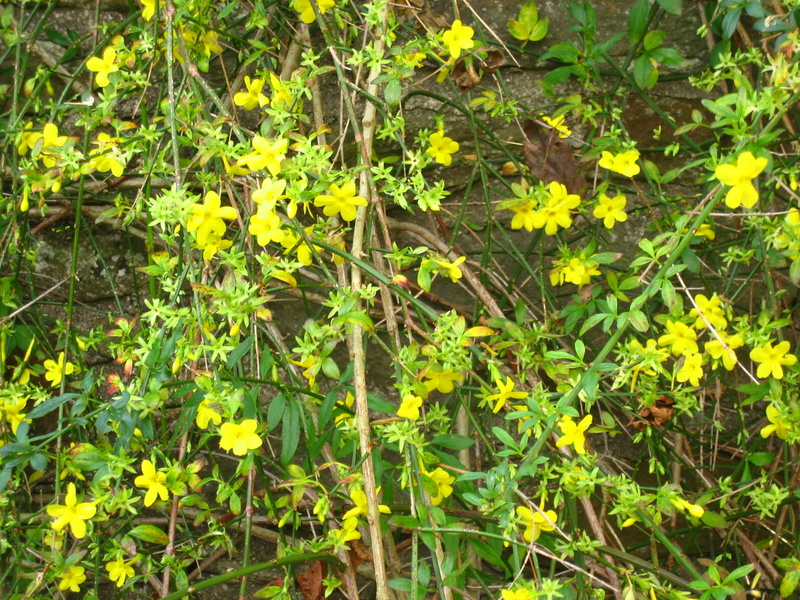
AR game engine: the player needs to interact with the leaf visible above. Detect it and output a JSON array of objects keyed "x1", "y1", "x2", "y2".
[
  {"x1": 26, "y1": 393, "x2": 80, "y2": 419},
  {"x1": 45, "y1": 28, "x2": 71, "y2": 47},
  {"x1": 699, "y1": 510, "x2": 727, "y2": 529},
  {"x1": 721, "y1": 7, "x2": 742, "y2": 40},
  {"x1": 656, "y1": 0, "x2": 682, "y2": 15},
  {"x1": 633, "y1": 54, "x2": 653, "y2": 89},
  {"x1": 227, "y1": 335, "x2": 254, "y2": 370},
  {"x1": 746, "y1": 452, "x2": 774, "y2": 466},
  {"x1": 267, "y1": 394, "x2": 286, "y2": 431},
  {"x1": 522, "y1": 119, "x2": 586, "y2": 195},
  {"x1": 628, "y1": 0, "x2": 650, "y2": 44},
  {"x1": 508, "y1": 2, "x2": 548, "y2": 42},
  {"x1": 643, "y1": 29, "x2": 666, "y2": 51},
  {"x1": 384, "y1": 78, "x2": 402, "y2": 108},
  {"x1": 129, "y1": 524, "x2": 170, "y2": 545},
  {"x1": 431, "y1": 434, "x2": 475, "y2": 450},
  {"x1": 281, "y1": 399, "x2": 300, "y2": 464},
  {"x1": 491, "y1": 426, "x2": 517, "y2": 449}
]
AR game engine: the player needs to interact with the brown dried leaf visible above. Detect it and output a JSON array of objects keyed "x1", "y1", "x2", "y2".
[
  {"x1": 297, "y1": 561, "x2": 326, "y2": 600},
  {"x1": 476, "y1": 48, "x2": 505, "y2": 73},
  {"x1": 451, "y1": 61, "x2": 481, "y2": 91},
  {"x1": 522, "y1": 119, "x2": 586, "y2": 196},
  {"x1": 628, "y1": 395, "x2": 675, "y2": 431},
  {"x1": 348, "y1": 539, "x2": 373, "y2": 571}
]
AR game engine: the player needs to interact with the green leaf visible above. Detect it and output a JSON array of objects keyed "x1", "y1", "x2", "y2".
[
  {"x1": 281, "y1": 399, "x2": 300, "y2": 464},
  {"x1": 129, "y1": 524, "x2": 170, "y2": 545},
  {"x1": 721, "y1": 7, "x2": 742, "y2": 40},
  {"x1": 746, "y1": 452, "x2": 774, "y2": 466},
  {"x1": 529, "y1": 18, "x2": 549, "y2": 42},
  {"x1": 384, "y1": 78, "x2": 402, "y2": 108},
  {"x1": 227, "y1": 335, "x2": 254, "y2": 370},
  {"x1": 700, "y1": 511, "x2": 727, "y2": 529},
  {"x1": 45, "y1": 28, "x2": 71, "y2": 47},
  {"x1": 643, "y1": 29, "x2": 666, "y2": 51},
  {"x1": 388, "y1": 579, "x2": 413, "y2": 592},
  {"x1": 628, "y1": 0, "x2": 650, "y2": 44},
  {"x1": 491, "y1": 426, "x2": 518, "y2": 450},
  {"x1": 508, "y1": 2, "x2": 548, "y2": 42},
  {"x1": 26, "y1": 393, "x2": 80, "y2": 420},
  {"x1": 656, "y1": 0, "x2": 682, "y2": 15},
  {"x1": 633, "y1": 54, "x2": 653, "y2": 89},
  {"x1": 628, "y1": 310, "x2": 649, "y2": 333},
  {"x1": 267, "y1": 394, "x2": 286, "y2": 431},
  {"x1": 431, "y1": 434, "x2": 475, "y2": 450}
]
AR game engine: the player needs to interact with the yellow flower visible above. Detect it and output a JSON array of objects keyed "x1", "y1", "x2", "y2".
[
  {"x1": 88, "y1": 132, "x2": 126, "y2": 177},
  {"x1": 592, "y1": 193, "x2": 628, "y2": 229},
  {"x1": 329, "y1": 516, "x2": 362, "y2": 546},
  {"x1": 1, "y1": 397, "x2": 31, "y2": 434},
  {"x1": 196, "y1": 399, "x2": 223, "y2": 429},
  {"x1": 252, "y1": 177, "x2": 287, "y2": 207},
  {"x1": 46, "y1": 482, "x2": 97, "y2": 539},
  {"x1": 688, "y1": 293, "x2": 727, "y2": 330},
  {"x1": 334, "y1": 391, "x2": 355, "y2": 427},
  {"x1": 676, "y1": 352, "x2": 703, "y2": 387},
  {"x1": 508, "y1": 201, "x2": 537, "y2": 231},
  {"x1": 240, "y1": 136, "x2": 288, "y2": 176},
  {"x1": 761, "y1": 404, "x2": 791, "y2": 440},
  {"x1": 516, "y1": 505, "x2": 557, "y2": 542},
  {"x1": 249, "y1": 204, "x2": 285, "y2": 246},
  {"x1": 424, "y1": 467, "x2": 455, "y2": 505},
  {"x1": 141, "y1": 0, "x2": 164, "y2": 21},
  {"x1": 59, "y1": 565, "x2": 87, "y2": 592},
  {"x1": 43, "y1": 352, "x2": 76, "y2": 387},
  {"x1": 442, "y1": 20, "x2": 475, "y2": 59},
  {"x1": 750, "y1": 340, "x2": 797, "y2": 379},
  {"x1": 313, "y1": 181, "x2": 368, "y2": 221},
  {"x1": 269, "y1": 72, "x2": 293, "y2": 108},
  {"x1": 502, "y1": 588, "x2": 532, "y2": 600},
  {"x1": 657, "y1": 320, "x2": 698, "y2": 356},
  {"x1": 86, "y1": 46, "x2": 120, "y2": 88},
  {"x1": 556, "y1": 414, "x2": 592, "y2": 454},
  {"x1": 397, "y1": 394, "x2": 423, "y2": 420},
  {"x1": 549, "y1": 253, "x2": 601, "y2": 288},
  {"x1": 106, "y1": 556, "x2": 137, "y2": 587},
  {"x1": 29, "y1": 123, "x2": 69, "y2": 167},
  {"x1": 342, "y1": 487, "x2": 391, "y2": 520},
  {"x1": 531, "y1": 182, "x2": 581, "y2": 235},
  {"x1": 694, "y1": 223, "x2": 716, "y2": 240},
  {"x1": 434, "y1": 256, "x2": 466, "y2": 282},
  {"x1": 134, "y1": 459, "x2": 169, "y2": 506},
  {"x1": 599, "y1": 150, "x2": 640, "y2": 177},
  {"x1": 233, "y1": 76, "x2": 269, "y2": 110},
  {"x1": 671, "y1": 496, "x2": 705, "y2": 518},
  {"x1": 219, "y1": 419, "x2": 263, "y2": 455},
  {"x1": 485, "y1": 376, "x2": 527, "y2": 413},
  {"x1": 292, "y1": 0, "x2": 335, "y2": 23},
  {"x1": 542, "y1": 114, "x2": 571, "y2": 138},
  {"x1": 423, "y1": 367, "x2": 464, "y2": 394},
  {"x1": 187, "y1": 190, "x2": 237, "y2": 250},
  {"x1": 714, "y1": 151, "x2": 768, "y2": 209},
  {"x1": 704, "y1": 332, "x2": 744, "y2": 371},
  {"x1": 426, "y1": 130, "x2": 460, "y2": 166}
]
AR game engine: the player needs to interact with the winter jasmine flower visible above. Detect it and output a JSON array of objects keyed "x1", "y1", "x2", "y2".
[
  {"x1": 134, "y1": 459, "x2": 169, "y2": 506},
  {"x1": 688, "y1": 293, "x2": 727, "y2": 330},
  {"x1": 196, "y1": 399, "x2": 223, "y2": 429},
  {"x1": 542, "y1": 114, "x2": 571, "y2": 138},
  {"x1": 234, "y1": 76, "x2": 269, "y2": 110},
  {"x1": 657, "y1": 320, "x2": 698, "y2": 356},
  {"x1": 508, "y1": 201, "x2": 538, "y2": 231},
  {"x1": 423, "y1": 367, "x2": 464, "y2": 394},
  {"x1": 556, "y1": 414, "x2": 592, "y2": 454},
  {"x1": 516, "y1": 505, "x2": 557, "y2": 542},
  {"x1": 187, "y1": 190, "x2": 237, "y2": 250},
  {"x1": 714, "y1": 151, "x2": 768, "y2": 209},
  {"x1": 240, "y1": 136, "x2": 288, "y2": 176},
  {"x1": 434, "y1": 256, "x2": 466, "y2": 282},
  {"x1": 442, "y1": 20, "x2": 475, "y2": 59},
  {"x1": 761, "y1": 404, "x2": 791, "y2": 440},
  {"x1": 44, "y1": 352, "x2": 76, "y2": 387},
  {"x1": 671, "y1": 497, "x2": 705, "y2": 518},
  {"x1": 59, "y1": 565, "x2": 87, "y2": 592},
  {"x1": 599, "y1": 150, "x2": 640, "y2": 177},
  {"x1": 424, "y1": 467, "x2": 455, "y2": 505},
  {"x1": 485, "y1": 376, "x2": 527, "y2": 413},
  {"x1": 219, "y1": 419, "x2": 263, "y2": 455},
  {"x1": 46, "y1": 482, "x2": 97, "y2": 539},
  {"x1": 676, "y1": 352, "x2": 703, "y2": 387},
  {"x1": 86, "y1": 46, "x2": 120, "y2": 88},
  {"x1": 313, "y1": 181, "x2": 368, "y2": 221},
  {"x1": 397, "y1": 394, "x2": 423, "y2": 420},
  {"x1": 592, "y1": 193, "x2": 628, "y2": 229},
  {"x1": 426, "y1": 130, "x2": 460, "y2": 166},
  {"x1": 342, "y1": 487, "x2": 390, "y2": 520},
  {"x1": 293, "y1": 0, "x2": 335, "y2": 23},
  {"x1": 106, "y1": 556, "x2": 137, "y2": 587},
  {"x1": 750, "y1": 340, "x2": 797, "y2": 379},
  {"x1": 249, "y1": 205, "x2": 285, "y2": 246},
  {"x1": 704, "y1": 332, "x2": 744, "y2": 371}
]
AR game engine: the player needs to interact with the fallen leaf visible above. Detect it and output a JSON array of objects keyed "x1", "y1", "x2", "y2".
[
  {"x1": 629, "y1": 395, "x2": 675, "y2": 431},
  {"x1": 348, "y1": 539, "x2": 373, "y2": 571},
  {"x1": 522, "y1": 119, "x2": 586, "y2": 196}
]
